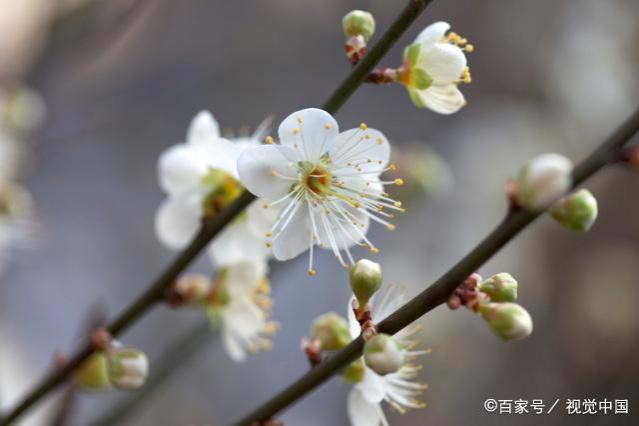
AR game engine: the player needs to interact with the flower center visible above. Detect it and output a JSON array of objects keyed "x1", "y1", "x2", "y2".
[
  {"x1": 202, "y1": 169, "x2": 243, "y2": 217},
  {"x1": 302, "y1": 164, "x2": 332, "y2": 196}
]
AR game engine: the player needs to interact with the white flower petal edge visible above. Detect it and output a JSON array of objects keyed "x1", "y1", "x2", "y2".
[
  {"x1": 187, "y1": 110, "x2": 220, "y2": 147},
  {"x1": 237, "y1": 108, "x2": 403, "y2": 274},
  {"x1": 348, "y1": 388, "x2": 389, "y2": 426},
  {"x1": 155, "y1": 194, "x2": 201, "y2": 249}
]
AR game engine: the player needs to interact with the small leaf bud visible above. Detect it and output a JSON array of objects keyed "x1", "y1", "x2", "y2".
[
  {"x1": 342, "y1": 359, "x2": 366, "y2": 384},
  {"x1": 515, "y1": 153, "x2": 573, "y2": 210},
  {"x1": 363, "y1": 333, "x2": 405, "y2": 375},
  {"x1": 479, "y1": 273, "x2": 518, "y2": 302},
  {"x1": 480, "y1": 302, "x2": 533, "y2": 341},
  {"x1": 342, "y1": 10, "x2": 376, "y2": 41},
  {"x1": 72, "y1": 352, "x2": 112, "y2": 391},
  {"x1": 549, "y1": 189, "x2": 598, "y2": 231},
  {"x1": 349, "y1": 259, "x2": 383, "y2": 309},
  {"x1": 310, "y1": 312, "x2": 351, "y2": 351}
]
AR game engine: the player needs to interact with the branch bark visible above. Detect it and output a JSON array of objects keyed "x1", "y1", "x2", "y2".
[
  {"x1": 231, "y1": 108, "x2": 639, "y2": 425},
  {"x1": 0, "y1": 1, "x2": 435, "y2": 424}
]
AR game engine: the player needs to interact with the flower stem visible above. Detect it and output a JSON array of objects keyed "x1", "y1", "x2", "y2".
[
  {"x1": 0, "y1": 1, "x2": 435, "y2": 424},
  {"x1": 230, "y1": 107, "x2": 639, "y2": 425}
]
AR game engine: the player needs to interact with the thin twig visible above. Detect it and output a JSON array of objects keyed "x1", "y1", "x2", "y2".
[
  {"x1": 231, "y1": 109, "x2": 639, "y2": 425},
  {"x1": 0, "y1": 1, "x2": 434, "y2": 424}
]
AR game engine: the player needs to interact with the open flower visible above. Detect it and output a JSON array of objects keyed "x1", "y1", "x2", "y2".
[
  {"x1": 237, "y1": 108, "x2": 403, "y2": 275},
  {"x1": 155, "y1": 110, "x2": 274, "y2": 266},
  {"x1": 398, "y1": 22, "x2": 471, "y2": 114},
  {"x1": 207, "y1": 260, "x2": 278, "y2": 362},
  {"x1": 347, "y1": 285, "x2": 428, "y2": 425}
]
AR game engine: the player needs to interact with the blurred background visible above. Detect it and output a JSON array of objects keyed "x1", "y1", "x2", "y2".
[{"x1": 0, "y1": 0, "x2": 638, "y2": 425}]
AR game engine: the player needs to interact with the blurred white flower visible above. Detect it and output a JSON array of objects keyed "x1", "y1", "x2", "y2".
[
  {"x1": 399, "y1": 22, "x2": 471, "y2": 114},
  {"x1": 155, "y1": 110, "x2": 275, "y2": 266},
  {"x1": 347, "y1": 285, "x2": 427, "y2": 426},
  {"x1": 207, "y1": 260, "x2": 278, "y2": 362},
  {"x1": 238, "y1": 108, "x2": 402, "y2": 274}
]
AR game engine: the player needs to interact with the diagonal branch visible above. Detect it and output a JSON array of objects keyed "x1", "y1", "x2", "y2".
[
  {"x1": 0, "y1": 1, "x2": 435, "y2": 424},
  {"x1": 231, "y1": 108, "x2": 639, "y2": 425}
]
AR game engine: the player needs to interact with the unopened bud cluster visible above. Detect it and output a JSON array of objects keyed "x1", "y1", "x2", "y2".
[{"x1": 449, "y1": 272, "x2": 533, "y2": 341}]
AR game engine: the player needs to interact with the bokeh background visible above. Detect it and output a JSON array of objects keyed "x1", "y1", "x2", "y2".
[{"x1": 1, "y1": 0, "x2": 638, "y2": 425}]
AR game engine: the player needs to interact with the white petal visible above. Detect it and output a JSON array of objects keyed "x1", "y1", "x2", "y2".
[
  {"x1": 224, "y1": 259, "x2": 268, "y2": 295},
  {"x1": 196, "y1": 138, "x2": 242, "y2": 178},
  {"x1": 158, "y1": 144, "x2": 209, "y2": 194},
  {"x1": 348, "y1": 388, "x2": 386, "y2": 426},
  {"x1": 414, "y1": 84, "x2": 466, "y2": 114},
  {"x1": 415, "y1": 21, "x2": 450, "y2": 48},
  {"x1": 272, "y1": 202, "x2": 311, "y2": 261},
  {"x1": 155, "y1": 194, "x2": 202, "y2": 249},
  {"x1": 246, "y1": 199, "x2": 279, "y2": 237},
  {"x1": 221, "y1": 328, "x2": 247, "y2": 362},
  {"x1": 210, "y1": 221, "x2": 270, "y2": 266},
  {"x1": 347, "y1": 295, "x2": 361, "y2": 339},
  {"x1": 358, "y1": 369, "x2": 387, "y2": 403},
  {"x1": 278, "y1": 108, "x2": 338, "y2": 162},
  {"x1": 317, "y1": 201, "x2": 370, "y2": 250},
  {"x1": 330, "y1": 128, "x2": 390, "y2": 174},
  {"x1": 187, "y1": 110, "x2": 220, "y2": 146},
  {"x1": 418, "y1": 43, "x2": 466, "y2": 85},
  {"x1": 237, "y1": 145, "x2": 297, "y2": 200}
]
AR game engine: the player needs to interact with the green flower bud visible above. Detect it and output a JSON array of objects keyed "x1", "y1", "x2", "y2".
[
  {"x1": 516, "y1": 153, "x2": 573, "y2": 211},
  {"x1": 311, "y1": 312, "x2": 351, "y2": 350},
  {"x1": 480, "y1": 303, "x2": 533, "y2": 341},
  {"x1": 342, "y1": 10, "x2": 376, "y2": 41},
  {"x1": 479, "y1": 273, "x2": 518, "y2": 302},
  {"x1": 549, "y1": 189, "x2": 598, "y2": 231},
  {"x1": 341, "y1": 359, "x2": 366, "y2": 384},
  {"x1": 107, "y1": 347, "x2": 149, "y2": 390},
  {"x1": 72, "y1": 352, "x2": 112, "y2": 391},
  {"x1": 349, "y1": 259, "x2": 383, "y2": 308},
  {"x1": 363, "y1": 334, "x2": 405, "y2": 375}
]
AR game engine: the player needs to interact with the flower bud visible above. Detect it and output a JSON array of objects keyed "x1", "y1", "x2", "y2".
[
  {"x1": 107, "y1": 346, "x2": 149, "y2": 390},
  {"x1": 515, "y1": 153, "x2": 573, "y2": 211},
  {"x1": 480, "y1": 302, "x2": 533, "y2": 341},
  {"x1": 72, "y1": 352, "x2": 112, "y2": 391},
  {"x1": 349, "y1": 259, "x2": 382, "y2": 308},
  {"x1": 479, "y1": 273, "x2": 518, "y2": 303},
  {"x1": 363, "y1": 334, "x2": 405, "y2": 375},
  {"x1": 549, "y1": 189, "x2": 598, "y2": 232},
  {"x1": 311, "y1": 312, "x2": 351, "y2": 350},
  {"x1": 341, "y1": 359, "x2": 366, "y2": 384},
  {"x1": 342, "y1": 10, "x2": 376, "y2": 41}
]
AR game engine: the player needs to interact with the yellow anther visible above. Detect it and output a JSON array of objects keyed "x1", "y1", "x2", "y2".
[
  {"x1": 367, "y1": 159, "x2": 372, "y2": 163},
  {"x1": 265, "y1": 242, "x2": 272, "y2": 248},
  {"x1": 265, "y1": 136, "x2": 274, "y2": 144},
  {"x1": 465, "y1": 44, "x2": 474, "y2": 53},
  {"x1": 265, "y1": 232, "x2": 273, "y2": 237},
  {"x1": 364, "y1": 134, "x2": 371, "y2": 140},
  {"x1": 376, "y1": 138, "x2": 383, "y2": 145},
  {"x1": 359, "y1": 123, "x2": 368, "y2": 130},
  {"x1": 353, "y1": 202, "x2": 361, "y2": 208},
  {"x1": 308, "y1": 269, "x2": 316, "y2": 276},
  {"x1": 297, "y1": 116, "x2": 303, "y2": 124},
  {"x1": 270, "y1": 170, "x2": 278, "y2": 177},
  {"x1": 394, "y1": 201, "x2": 402, "y2": 208},
  {"x1": 263, "y1": 203, "x2": 270, "y2": 209},
  {"x1": 389, "y1": 163, "x2": 397, "y2": 171},
  {"x1": 387, "y1": 224, "x2": 396, "y2": 231},
  {"x1": 394, "y1": 178, "x2": 404, "y2": 186},
  {"x1": 293, "y1": 127, "x2": 300, "y2": 135},
  {"x1": 325, "y1": 123, "x2": 332, "y2": 130},
  {"x1": 370, "y1": 247, "x2": 380, "y2": 254}
]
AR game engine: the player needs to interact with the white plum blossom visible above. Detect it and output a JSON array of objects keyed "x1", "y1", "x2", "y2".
[
  {"x1": 399, "y1": 21, "x2": 472, "y2": 114},
  {"x1": 237, "y1": 108, "x2": 404, "y2": 275},
  {"x1": 347, "y1": 285, "x2": 428, "y2": 426},
  {"x1": 155, "y1": 110, "x2": 275, "y2": 266},
  {"x1": 207, "y1": 259, "x2": 278, "y2": 362}
]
